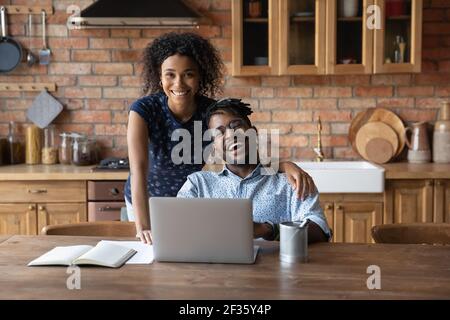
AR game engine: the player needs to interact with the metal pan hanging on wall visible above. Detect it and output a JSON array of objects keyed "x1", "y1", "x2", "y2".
[{"x1": 0, "y1": 6, "x2": 22, "y2": 73}]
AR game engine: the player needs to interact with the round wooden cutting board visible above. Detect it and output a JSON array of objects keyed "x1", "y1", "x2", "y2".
[
  {"x1": 349, "y1": 108, "x2": 405, "y2": 158},
  {"x1": 365, "y1": 138, "x2": 394, "y2": 164},
  {"x1": 355, "y1": 121, "x2": 399, "y2": 162}
]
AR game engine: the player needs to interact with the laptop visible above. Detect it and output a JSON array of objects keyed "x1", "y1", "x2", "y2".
[{"x1": 149, "y1": 197, "x2": 259, "y2": 264}]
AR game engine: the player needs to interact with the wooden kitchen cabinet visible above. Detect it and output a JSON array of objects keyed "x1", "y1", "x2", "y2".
[
  {"x1": 374, "y1": 0, "x2": 423, "y2": 73},
  {"x1": 326, "y1": 0, "x2": 374, "y2": 74},
  {"x1": 0, "y1": 181, "x2": 87, "y2": 235},
  {"x1": 385, "y1": 179, "x2": 450, "y2": 224},
  {"x1": 232, "y1": 0, "x2": 422, "y2": 75},
  {"x1": 335, "y1": 202, "x2": 382, "y2": 243},
  {"x1": 278, "y1": 0, "x2": 326, "y2": 75},
  {"x1": 384, "y1": 179, "x2": 434, "y2": 224},
  {"x1": 0, "y1": 204, "x2": 37, "y2": 235},
  {"x1": 320, "y1": 194, "x2": 383, "y2": 243},
  {"x1": 37, "y1": 203, "x2": 86, "y2": 234},
  {"x1": 434, "y1": 180, "x2": 450, "y2": 223},
  {"x1": 231, "y1": 0, "x2": 279, "y2": 76}
]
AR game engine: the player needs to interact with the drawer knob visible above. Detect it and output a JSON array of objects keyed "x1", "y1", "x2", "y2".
[
  {"x1": 28, "y1": 205, "x2": 35, "y2": 210},
  {"x1": 325, "y1": 204, "x2": 333, "y2": 210},
  {"x1": 38, "y1": 206, "x2": 45, "y2": 211},
  {"x1": 436, "y1": 181, "x2": 443, "y2": 186},
  {"x1": 28, "y1": 189, "x2": 47, "y2": 194},
  {"x1": 336, "y1": 205, "x2": 343, "y2": 210},
  {"x1": 426, "y1": 180, "x2": 433, "y2": 187},
  {"x1": 109, "y1": 188, "x2": 120, "y2": 196}
]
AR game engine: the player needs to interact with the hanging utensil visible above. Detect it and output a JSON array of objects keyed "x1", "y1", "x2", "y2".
[
  {"x1": 39, "y1": 10, "x2": 50, "y2": 65},
  {"x1": 26, "y1": 14, "x2": 36, "y2": 67},
  {"x1": 0, "y1": 6, "x2": 23, "y2": 73}
]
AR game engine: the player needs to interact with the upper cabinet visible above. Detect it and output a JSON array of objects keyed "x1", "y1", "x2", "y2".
[
  {"x1": 326, "y1": 0, "x2": 374, "y2": 74},
  {"x1": 278, "y1": 0, "x2": 326, "y2": 75},
  {"x1": 232, "y1": 0, "x2": 423, "y2": 76},
  {"x1": 374, "y1": 0, "x2": 423, "y2": 73},
  {"x1": 231, "y1": 0, "x2": 279, "y2": 76}
]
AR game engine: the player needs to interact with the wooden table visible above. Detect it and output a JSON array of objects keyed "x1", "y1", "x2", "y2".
[
  {"x1": 0, "y1": 235, "x2": 449, "y2": 299},
  {"x1": 0, "y1": 236, "x2": 11, "y2": 245}
]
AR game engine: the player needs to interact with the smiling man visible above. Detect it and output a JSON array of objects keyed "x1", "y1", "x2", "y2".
[{"x1": 177, "y1": 98, "x2": 331, "y2": 242}]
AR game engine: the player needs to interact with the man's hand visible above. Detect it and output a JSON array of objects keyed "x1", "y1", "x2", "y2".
[
  {"x1": 253, "y1": 222, "x2": 273, "y2": 240},
  {"x1": 136, "y1": 229, "x2": 153, "y2": 244},
  {"x1": 280, "y1": 161, "x2": 317, "y2": 200}
]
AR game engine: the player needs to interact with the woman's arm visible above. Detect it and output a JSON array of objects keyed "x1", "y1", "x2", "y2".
[
  {"x1": 279, "y1": 161, "x2": 316, "y2": 200},
  {"x1": 127, "y1": 111, "x2": 152, "y2": 243}
]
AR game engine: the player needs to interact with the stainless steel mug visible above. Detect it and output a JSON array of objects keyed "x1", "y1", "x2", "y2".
[{"x1": 280, "y1": 221, "x2": 308, "y2": 263}]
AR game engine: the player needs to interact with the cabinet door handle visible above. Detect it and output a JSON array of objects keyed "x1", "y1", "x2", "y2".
[
  {"x1": 99, "y1": 206, "x2": 121, "y2": 212},
  {"x1": 325, "y1": 204, "x2": 333, "y2": 210},
  {"x1": 28, "y1": 189, "x2": 48, "y2": 194},
  {"x1": 426, "y1": 180, "x2": 433, "y2": 187},
  {"x1": 28, "y1": 205, "x2": 35, "y2": 210},
  {"x1": 336, "y1": 205, "x2": 343, "y2": 210},
  {"x1": 38, "y1": 206, "x2": 45, "y2": 211},
  {"x1": 436, "y1": 181, "x2": 443, "y2": 186},
  {"x1": 109, "y1": 188, "x2": 120, "y2": 196}
]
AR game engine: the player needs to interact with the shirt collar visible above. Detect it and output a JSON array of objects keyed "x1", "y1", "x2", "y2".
[{"x1": 217, "y1": 163, "x2": 263, "y2": 180}]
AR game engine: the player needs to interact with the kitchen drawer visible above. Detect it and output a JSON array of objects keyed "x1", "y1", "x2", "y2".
[
  {"x1": 88, "y1": 180, "x2": 125, "y2": 201},
  {"x1": 88, "y1": 201, "x2": 124, "y2": 221},
  {"x1": 0, "y1": 181, "x2": 86, "y2": 203}
]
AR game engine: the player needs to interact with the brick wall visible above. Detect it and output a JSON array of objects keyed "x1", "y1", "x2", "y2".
[{"x1": 0, "y1": 0, "x2": 449, "y2": 161}]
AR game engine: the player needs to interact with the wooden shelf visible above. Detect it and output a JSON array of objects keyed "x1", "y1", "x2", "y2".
[
  {"x1": 387, "y1": 15, "x2": 411, "y2": 20},
  {"x1": 2, "y1": 5, "x2": 53, "y2": 15},
  {"x1": 244, "y1": 18, "x2": 268, "y2": 23},
  {"x1": 291, "y1": 17, "x2": 315, "y2": 22},
  {"x1": 338, "y1": 17, "x2": 362, "y2": 22},
  {"x1": 0, "y1": 83, "x2": 56, "y2": 92}
]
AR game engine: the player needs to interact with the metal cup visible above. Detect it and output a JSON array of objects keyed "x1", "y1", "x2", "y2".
[{"x1": 279, "y1": 221, "x2": 308, "y2": 263}]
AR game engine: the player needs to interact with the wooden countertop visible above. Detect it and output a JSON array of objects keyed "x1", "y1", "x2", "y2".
[
  {"x1": 382, "y1": 162, "x2": 450, "y2": 179},
  {"x1": 1, "y1": 235, "x2": 449, "y2": 299},
  {"x1": 0, "y1": 164, "x2": 128, "y2": 180},
  {"x1": 1, "y1": 162, "x2": 449, "y2": 181}
]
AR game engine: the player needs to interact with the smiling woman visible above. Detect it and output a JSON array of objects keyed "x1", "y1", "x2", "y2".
[{"x1": 124, "y1": 32, "x2": 225, "y2": 244}]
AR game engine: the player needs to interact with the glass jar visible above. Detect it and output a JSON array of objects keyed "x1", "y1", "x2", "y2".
[
  {"x1": 59, "y1": 132, "x2": 73, "y2": 165},
  {"x1": 42, "y1": 125, "x2": 58, "y2": 165},
  {"x1": 7, "y1": 121, "x2": 25, "y2": 164},
  {"x1": 72, "y1": 134, "x2": 94, "y2": 166},
  {"x1": 0, "y1": 138, "x2": 7, "y2": 165},
  {"x1": 248, "y1": 0, "x2": 262, "y2": 18},
  {"x1": 25, "y1": 124, "x2": 42, "y2": 165}
]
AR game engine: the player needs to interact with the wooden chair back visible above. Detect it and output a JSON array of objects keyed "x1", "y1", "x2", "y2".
[
  {"x1": 371, "y1": 223, "x2": 450, "y2": 245},
  {"x1": 41, "y1": 221, "x2": 137, "y2": 237}
]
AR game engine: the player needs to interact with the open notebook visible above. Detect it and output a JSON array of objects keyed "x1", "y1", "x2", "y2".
[{"x1": 28, "y1": 241, "x2": 154, "y2": 268}]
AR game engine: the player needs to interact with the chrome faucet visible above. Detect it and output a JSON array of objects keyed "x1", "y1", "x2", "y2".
[{"x1": 313, "y1": 116, "x2": 324, "y2": 162}]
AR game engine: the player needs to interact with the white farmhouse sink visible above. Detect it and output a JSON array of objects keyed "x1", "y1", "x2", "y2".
[{"x1": 295, "y1": 161, "x2": 385, "y2": 193}]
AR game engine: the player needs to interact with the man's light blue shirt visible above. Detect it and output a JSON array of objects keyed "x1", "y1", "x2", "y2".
[{"x1": 177, "y1": 164, "x2": 331, "y2": 239}]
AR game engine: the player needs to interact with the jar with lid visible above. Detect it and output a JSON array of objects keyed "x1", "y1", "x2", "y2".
[
  {"x1": 72, "y1": 134, "x2": 95, "y2": 166},
  {"x1": 59, "y1": 132, "x2": 73, "y2": 165},
  {"x1": 433, "y1": 101, "x2": 450, "y2": 163},
  {"x1": 42, "y1": 125, "x2": 58, "y2": 165},
  {"x1": 25, "y1": 124, "x2": 42, "y2": 165}
]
